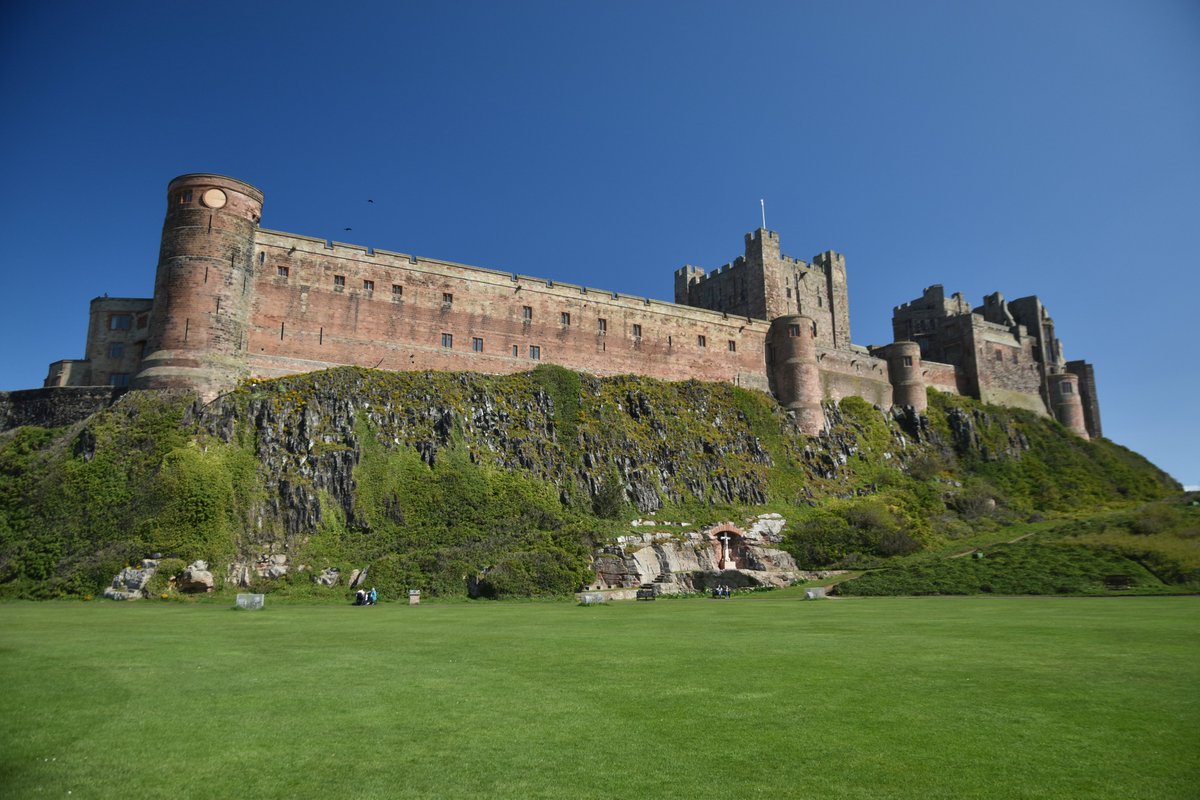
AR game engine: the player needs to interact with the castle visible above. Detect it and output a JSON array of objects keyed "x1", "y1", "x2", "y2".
[{"x1": 42, "y1": 173, "x2": 1100, "y2": 439}]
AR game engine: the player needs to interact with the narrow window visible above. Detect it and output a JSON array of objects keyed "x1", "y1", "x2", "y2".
[
  {"x1": 1012, "y1": 351, "x2": 1019, "y2": 364},
  {"x1": 277, "y1": 266, "x2": 289, "y2": 278},
  {"x1": 110, "y1": 315, "x2": 131, "y2": 331},
  {"x1": 728, "y1": 340, "x2": 736, "y2": 352},
  {"x1": 472, "y1": 337, "x2": 483, "y2": 353},
  {"x1": 442, "y1": 292, "x2": 453, "y2": 306},
  {"x1": 529, "y1": 345, "x2": 541, "y2": 360},
  {"x1": 561, "y1": 312, "x2": 570, "y2": 326},
  {"x1": 818, "y1": 294, "x2": 824, "y2": 307},
  {"x1": 392, "y1": 284, "x2": 403, "y2": 297},
  {"x1": 109, "y1": 343, "x2": 124, "y2": 359},
  {"x1": 697, "y1": 335, "x2": 706, "y2": 347},
  {"x1": 1061, "y1": 382, "x2": 1073, "y2": 394},
  {"x1": 364, "y1": 279, "x2": 374, "y2": 292},
  {"x1": 994, "y1": 349, "x2": 1003, "y2": 362},
  {"x1": 441, "y1": 333, "x2": 453, "y2": 348},
  {"x1": 177, "y1": 190, "x2": 192, "y2": 206},
  {"x1": 787, "y1": 324, "x2": 799, "y2": 337},
  {"x1": 512, "y1": 345, "x2": 519, "y2": 357},
  {"x1": 786, "y1": 287, "x2": 792, "y2": 299},
  {"x1": 522, "y1": 306, "x2": 533, "y2": 322},
  {"x1": 334, "y1": 275, "x2": 345, "y2": 290},
  {"x1": 598, "y1": 318, "x2": 607, "y2": 335},
  {"x1": 902, "y1": 355, "x2": 913, "y2": 367},
  {"x1": 632, "y1": 324, "x2": 642, "y2": 339}
]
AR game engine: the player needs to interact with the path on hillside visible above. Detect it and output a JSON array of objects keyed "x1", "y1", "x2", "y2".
[{"x1": 947, "y1": 530, "x2": 1037, "y2": 559}]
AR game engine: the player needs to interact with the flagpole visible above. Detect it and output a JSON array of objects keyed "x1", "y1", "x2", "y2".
[{"x1": 760, "y1": 199, "x2": 766, "y2": 230}]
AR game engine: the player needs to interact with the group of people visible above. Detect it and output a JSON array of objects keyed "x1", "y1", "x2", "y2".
[
  {"x1": 354, "y1": 587, "x2": 378, "y2": 606},
  {"x1": 711, "y1": 584, "x2": 733, "y2": 599}
]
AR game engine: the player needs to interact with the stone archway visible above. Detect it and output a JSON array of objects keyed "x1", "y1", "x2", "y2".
[{"x1": 706, "y1": 522, "x2": 746, "y2": 571}]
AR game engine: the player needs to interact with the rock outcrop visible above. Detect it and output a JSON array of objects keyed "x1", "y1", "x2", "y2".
[
  {"x1": 589, "y1": 514, "x2": 801, "y2": 594},
  {"x1": 103, "y1": 559, "x2": 158, "y2": 600}
]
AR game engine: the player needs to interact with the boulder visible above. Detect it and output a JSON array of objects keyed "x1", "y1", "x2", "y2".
[
  {"x1": 313, "y1": 567, "x2": 340, "y2": 587},
  {"x1": 178, "y1": 560, "x2": 214, "y2": 593}
]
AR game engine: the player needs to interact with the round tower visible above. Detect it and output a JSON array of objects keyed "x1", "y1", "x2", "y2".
[
  {"x1": 884, "y1": 340, "x2": 926, "y2": 414},
  {"x1": 768, "y1": 315, "x2": 824, "y2": 435},
  {"x1": 134, "y1": 174, "x2": 264, "y2": 400},
  {"x1": 1047, "y1": 372, "x2": 1089, "y2": 439}
]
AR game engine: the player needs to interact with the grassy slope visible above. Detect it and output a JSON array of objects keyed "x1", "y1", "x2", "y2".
[
  {"x1": 1, "y1": 597, "x2": 1196, "y2": 799},
  {"x1": 835, "y1": 495, "x2": 1200, "y2": 596}
]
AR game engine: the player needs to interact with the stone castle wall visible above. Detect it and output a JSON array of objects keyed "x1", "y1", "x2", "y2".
[
  {"x1": 244, "y1": 230, "x2": 772, "y2": 394},
  {"x1": 35, "y1": 173, "x2": 1099, "y2": 440}
]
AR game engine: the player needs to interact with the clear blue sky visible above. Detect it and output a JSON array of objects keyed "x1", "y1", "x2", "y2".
[{"x1": 1, "y1": 1, "x2": 1197, "y2": 486}]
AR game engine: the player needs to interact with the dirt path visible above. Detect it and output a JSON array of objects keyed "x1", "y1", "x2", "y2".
[{"x1": 947, "y1": 530, "x2": 1038, "y2": 558}]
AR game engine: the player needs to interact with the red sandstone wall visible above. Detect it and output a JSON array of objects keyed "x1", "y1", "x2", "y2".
[
  {"x1": 920, "y1": 360, "x2": 961, "y2": 395},
  {"x1": 245, "y1": 231, "x2": 773, "y2": 392},
  {"x1": 815, "y1": 348, "x2": 892, "y2": 406}
]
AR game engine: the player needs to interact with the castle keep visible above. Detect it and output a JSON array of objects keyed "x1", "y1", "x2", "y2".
[{"x1": 43, "y1": 173, "x2": 1100, "y2": 438}]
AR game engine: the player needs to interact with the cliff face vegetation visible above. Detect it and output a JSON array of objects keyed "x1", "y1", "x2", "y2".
[{"x1": 0, "y1": 365, "x2": 1181, "y2": 599}]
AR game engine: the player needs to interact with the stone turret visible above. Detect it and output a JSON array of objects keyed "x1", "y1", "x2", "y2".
[
  {"x1": 134, "y1": 174, "x2": 263, "y2": 400},
  {"x1": 1047, "y1": 372, "x2": 1088, "y2": 439},
  {"x1": 768, "y1": 315, "x2": 824, "y2": 434},
  {"x1": 882, "y1": 341, "x2": 926, "y2": 413}
]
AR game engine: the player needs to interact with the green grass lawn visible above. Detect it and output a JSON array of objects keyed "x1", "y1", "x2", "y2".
[{"x1": 2, "y1": 594, "x2": 1197, "y2": 799}]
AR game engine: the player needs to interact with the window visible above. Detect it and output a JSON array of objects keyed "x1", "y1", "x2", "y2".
[
  {"x1": 561, "y1": 312, "x2": 570, "y2": 326},
  {"x1": 902, "y1": 355, "x2": 913, "y2": 367},
  {"x1": 277, "y1": 266, "x2": 289, "y2": 278},
  {"x1": 1061, "y1": 382, "x2": 1073, "y2": 394},
  {"x1": 522, "y1": 306, "x2": 532, "y2": 322},
  {"x1": 787, "y1": 324, "x2": 799, "y2": 337},
  {"x1": 697, "y1": 335, "x2": 707, "y2": 347},
  {"x1": 110, "y1": 315, "x2": 131, "y2": 330},
  {"x1": 994, "y1": 349, "x2": 1003, "y2": 362},
  {"x1": 109, "y1": 373, "x2": 130, "y2": 388},
  {"x1": 512, "y1": 345, "x2": 519, "y2": 357},
  {"x1": 472, "y1": 337, "x2": 483, "y2": 353},
  {"x1": 441, "y1": 333, "x2": 453, "y2": 348},
  {"x1": 529, "y1": 345, "x2": 541, "y2": 360},
  {"x1": 1012, "y1": 351, "x2": 1019, "y2": 364},
  {"x1": 442, "y1": 292, "x2": 453, "y2": 306},
  {"x1": 392, "y1": 284, "x2": 403, "y2": 297},
  {"x1": 177, "y1": 190, "x2": 192, "y2": 206},
  {"x1": 597, "y1": 318, "x2": 607, "y2": 335},
  {"x1": 728, "y1": 340, "x2": 736, "y2": 352},
  {"x1": 109, "y1": 343, "x2": 124, "y2": 359},
  {"x1": 364, "y1": 279, "x2": 374, "y2": 292},
  {"x1": 632, "y1": 324, "x2": 642, "y2": 339},
  {"x1": 334, "y1": 275, "x2": 345, "y2": 290}
]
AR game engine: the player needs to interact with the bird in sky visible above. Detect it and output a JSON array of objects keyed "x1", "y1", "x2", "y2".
[{"x1": 343, "y1": 227, "x2": 352, "y2": 231}]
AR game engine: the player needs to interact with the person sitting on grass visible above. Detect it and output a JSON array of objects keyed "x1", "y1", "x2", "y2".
[
  {"x1": 368, "y1": 587, "x2": 378, "y2": 605},
  {"x1": 355, "y1": 589, "x2": 366, "y2": 606}
]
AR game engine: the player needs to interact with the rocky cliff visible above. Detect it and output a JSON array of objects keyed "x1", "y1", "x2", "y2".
[{"x1": 0, "y1": 366, "x2": 1178, "y2": 599}]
